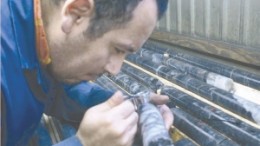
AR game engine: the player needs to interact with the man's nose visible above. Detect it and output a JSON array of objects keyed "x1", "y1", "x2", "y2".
[{"x1": 105, "y1": 56, "x2": 125, "y2": 75}]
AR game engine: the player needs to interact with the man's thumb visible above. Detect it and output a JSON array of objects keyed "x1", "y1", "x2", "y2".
[{"x1": 96, "y1": 91, "x2": 125, "y2": 111}]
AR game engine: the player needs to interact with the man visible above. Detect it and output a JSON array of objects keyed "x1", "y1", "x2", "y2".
[{"x1": 1, "y1": 0, "x2": 172, "y2": 145}]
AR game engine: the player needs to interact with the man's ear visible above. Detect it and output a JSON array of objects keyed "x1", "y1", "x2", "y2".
[{"x1": 61, "y1": 0, "x2": 94, "y2": 34}]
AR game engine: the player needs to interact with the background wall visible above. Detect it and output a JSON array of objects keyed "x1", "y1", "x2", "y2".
[{"x1": 152, "y1": 0, "x2": 260, "y2": 66}]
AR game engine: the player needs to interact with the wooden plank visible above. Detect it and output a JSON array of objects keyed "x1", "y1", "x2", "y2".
[{"x1": 150, "y1": 31, "x2": 260, "y2": 66}]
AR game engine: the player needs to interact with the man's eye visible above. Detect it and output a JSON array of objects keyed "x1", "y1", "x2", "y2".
[{"x1": 115, "y1": 48, "x2": 125, "y2": 54}]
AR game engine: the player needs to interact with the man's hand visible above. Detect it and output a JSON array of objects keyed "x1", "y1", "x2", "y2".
[
  {"x1": 150, "y1": 93, "x2": 174, "y2": 130},
  {"x1": 77, "y1": 91, "x2": 138, "y2": 146}
]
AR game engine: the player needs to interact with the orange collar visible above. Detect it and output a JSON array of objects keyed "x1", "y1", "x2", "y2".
[{"x1": 34, "y1": 0, "x2": 51, "y2": 65}]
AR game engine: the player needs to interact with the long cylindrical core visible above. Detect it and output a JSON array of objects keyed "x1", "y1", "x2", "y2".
[
  {"x1": 126, "y1": 54, "x2": 254, "y2": 123},
  {"x1": 139, "y1": 103, "x2": 174, "y2": 146},
  {"x1": 143, "y1": 41, "x2": 260, "y2": 90}
]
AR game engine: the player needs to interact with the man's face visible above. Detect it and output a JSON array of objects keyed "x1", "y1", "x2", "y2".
[{"x1": 47, "y1": 0, "x2": 157, "y2": 84}]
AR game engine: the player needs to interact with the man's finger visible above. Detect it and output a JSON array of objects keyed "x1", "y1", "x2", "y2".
[
  {"x1": 96, "y1": 91, "x2": 124, "y2": 111},
  {"x1": 110, "y1": 100, "x2": 135, "y2": 119},
  {"x1": 124, "y1": 111, "x2": 139, "y2": 129},
  {"x1": 159, "y1": 105, "x2": 174, "y2": 130},
  {"x1": 150, "y1": 93, "x2": 169, "y2": 105},
  {"x1": 124, "y1": 124, "x2": 138, "y2": 146},
  {"x1": 121, "y1": 115, "x2": 138, "y2": 146}
]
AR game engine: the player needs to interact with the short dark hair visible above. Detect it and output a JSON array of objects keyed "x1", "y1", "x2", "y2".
[
  {"x1": 86, "y1": 0, "x2": 169, "y2": 39},
  {"x1": 53, "y1": 0, "x2": 168, "y2": 38}
]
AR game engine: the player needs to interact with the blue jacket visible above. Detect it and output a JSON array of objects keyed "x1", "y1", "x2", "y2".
[{"x1": 1, "y1": 0, "x2": 114, "y2": 145}]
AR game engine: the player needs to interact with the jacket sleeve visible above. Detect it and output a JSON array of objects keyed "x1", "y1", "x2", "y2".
[
  {"x1": 44, "y1": 81, "x2": 115, "y2": 125},
  {"x1": 53, "y1": 135, "x2": 82, "y2": 146}
]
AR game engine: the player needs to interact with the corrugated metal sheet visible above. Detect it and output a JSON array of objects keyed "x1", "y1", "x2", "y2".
[
  {"x1": 157, "y1": 0, "x2": 260, "y2": 46},
  {"x1": 154, "y1": 0, "x2": 260, "y2": 66}
]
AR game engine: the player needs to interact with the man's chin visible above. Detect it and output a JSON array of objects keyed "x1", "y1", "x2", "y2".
[
  {"x1": 54, "y1": 75, "x2": 81, "y2": 84},
  {"x1": 87, "y1": 73, "x2": 104, "y2": 81},
  {"x1": 53, "y1": 72, "x2": 103, "y2": 84},
  {"x1": 59, "y1": 76, "x2": 99, "y2": 84},
  {"x1": 58, "y1": 78, "x2": 81, "y2": 85}
]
